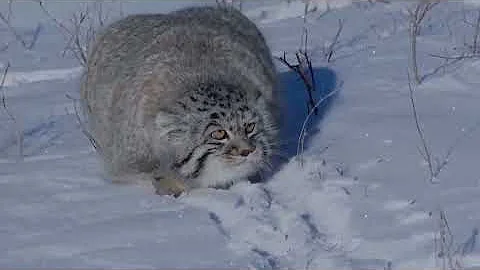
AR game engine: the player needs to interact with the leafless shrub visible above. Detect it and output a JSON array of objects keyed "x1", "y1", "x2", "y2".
[
  {"x1": 299, "y1": 0, "x2": 343, "y2": 63},
  {"x1": 296, "y1": 88, "x2": 339, "y2": 166},
  {"x1": 467, "y1": 9, "x2": 480, "y2": 54},
  {"x1": 432, "y1": 210, "x2": 478, "y2": 270},
  {"x1": 277, "y1": 44, "x2": 330, "y2": 166},
  {"x1": 6, "y1": 0, "x2": 13, "y2": 22},
  {"x1": 322, "y1": 19, "x2": 344, "y2": 63},
  {"x1": 408, "y1": 71, "x2": 480, "y2": 183},
  {"x1": 457, "y1": 7, "x2": 480, "y2": 56},
  {"x1": 407, "y1": 71, "x2": 435, "y2": 182},
  {"x1": 426, "y1": 8, "x2": 480, "y2": 66},
  {"x1": 0, "y1": 63, "x2": 24, "y2": 161},
  {"x1": 407, "y1": 0, "x2": 440, "y2": 85},
  {"x1": 36, "y1": 0, "x2": 111, "y2": 66},
  {"x1": 278, "y1": 51, "x2": 317, "y2": 116},
  {"x1": 0, "y1": 10, "x2": 41, "y2": 50},
  {"x1": 66, "y1": 94, "x2": 98, "y2": 151},
  {"x1": 275, "y1": 2, "x2": 341, "y2": 165},
  {"x1": 278, "y1": 1, "x2": 319, "y2": 117}
]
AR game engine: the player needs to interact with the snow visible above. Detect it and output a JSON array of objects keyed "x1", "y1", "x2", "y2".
[
  {"x1": 1, "y1": 0, "x2": 480, "y2": 269},
  {"x1": 4, "y1": 67, "x2": 82, "y2": 87}
]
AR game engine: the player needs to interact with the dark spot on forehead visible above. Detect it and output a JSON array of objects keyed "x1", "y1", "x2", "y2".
[
  {"x1": 208, "y1": 93, "x2": 218, "y2": 99},
  {"x1": 197, "y1": 107, "x2": 208, "y2": 112},
  {"x1": 177, "y1": 101, "x2": 187, "y2": 109},
  {"x1": 190, "y1": 96, "x2": 197, "y2": 102},
  {"x1": 238, "y1": 105, "x2": 249, "y2": 112},
  {"x1": 210, "y1": 112, "x2": 219, "y2": 119}
]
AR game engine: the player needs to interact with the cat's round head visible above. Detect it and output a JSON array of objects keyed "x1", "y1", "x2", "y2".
[{"x1": 175, "y1": 82, "x2": 278, "y2": 188}]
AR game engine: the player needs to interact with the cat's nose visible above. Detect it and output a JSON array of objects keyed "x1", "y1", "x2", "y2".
[
  {"x1": 239, "y1": 146, "x2": 255, "y2": 156},
  {"x1": 229, "y1": 145, "x2": 256, "y2": 156},
  {"x1": 229, "y1": 139, "x2": 256, "y2": 157}
]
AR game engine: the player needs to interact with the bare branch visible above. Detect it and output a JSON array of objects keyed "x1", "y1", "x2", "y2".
[
  {"x1": 0, "y1": 11, "x2": 36, "y2": 49},
  {"x1": 429, "y1": 52, "x2": 480, "y2": 60},
  {"x1": 297, "y1": 88, "x2": 340, "y2": 166},
  {"x1": 407, "y1": 70, "x2": 435, "y2": 182},
  {"x1": 408, "y1": 0, "x2": 440, "y2": 84},
  {"x1": 1, "y1": 63, "x2": 24, "y2": 160},
  {"x1": 325, "y1": 19, "x2": 344, "y2": 63},
  {"x1": 421, "y1": 53, "x2": 465, "y2": 81},
  {"x1": 462, "y1": 8, "x2": 480, "y2": 55},
  {"x1": 66, "y1": 94, "x2": 99, "y2": 151},
  {"x1": 434, "y1": 119, "x2": 480, "y2": 178},
  {"x1": 277, "y1": 50, "x2": 317, "y2": 116},
  {"x1": 36, "y1": 0, "x2": 111, "y2": 66},
  {"x1": 473, "y1": 10, "x2": 480, "y2": 54},
  {"x1": 36, "y1": 0, "x2": 73, "y2": 36},
  {"x1": 435, "y1": 210, "x2": 465, "y2": 270}
]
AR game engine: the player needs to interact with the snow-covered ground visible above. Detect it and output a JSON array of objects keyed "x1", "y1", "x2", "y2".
[{"x1": 1, "y1": 0, "x2": 480, "y2": 269}]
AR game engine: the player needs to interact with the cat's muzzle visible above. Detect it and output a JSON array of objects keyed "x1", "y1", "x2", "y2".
[{"x1": 226, "y1": 139, "x2": 256, "y2": 157}]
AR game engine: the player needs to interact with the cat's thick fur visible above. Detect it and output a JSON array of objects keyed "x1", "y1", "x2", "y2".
[{"x1": 81, "y1": 6, "x2": 278, "y2": 195}]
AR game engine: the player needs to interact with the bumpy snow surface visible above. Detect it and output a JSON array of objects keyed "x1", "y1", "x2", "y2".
[{"x1": 1, "y1": 1, "x2": 480, "y2": 269}]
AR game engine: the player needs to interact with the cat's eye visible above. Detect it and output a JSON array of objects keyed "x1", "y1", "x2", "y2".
[
  {"x1": 211, "y1": 129, "x2": 228, "y2": 140},
  {"x1": 245, "y1": 122, "x2": 256, "y2": 134}
]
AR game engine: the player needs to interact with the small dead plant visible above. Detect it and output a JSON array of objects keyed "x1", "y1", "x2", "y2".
[
  {"x1": 276, "y1": 1, "x2": 341, "y2": 165},
  {"x1": 0, "y1": 9, "x2": 41, "y2": 50},
  {"x1": 277, "y1": 50, "x2": 317, "y2": 117},
  {"x1": 36, "y1": 0, "x2": 112, "y2": 66},
  {"x1": 65, "y1": 94, "x2": 98, "y2": 151},
  {"x1": 408, "y1": 71, "x2": 480, "y2": 183},
  {"x1": 1, "y1": 63, "x2": 24, "y2": 161},
  {"x1": 433, "y1": 210, "x2": 478, "y2": 270},
  {"x1": 407, "y1": 0, "x2": 440, "y2": 84}
]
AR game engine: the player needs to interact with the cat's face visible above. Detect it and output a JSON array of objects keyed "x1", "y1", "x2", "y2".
[
  {"x1": 170, "y1": 82, "x2": 277, "y2": 188},
  {"x1": 192, "y1": 104, "x2": 275, "y2": 188}
]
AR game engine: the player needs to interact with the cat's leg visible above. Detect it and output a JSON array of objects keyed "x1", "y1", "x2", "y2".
[{"x1": 152, "y1": 170, "x2": 190, "y2": 197}]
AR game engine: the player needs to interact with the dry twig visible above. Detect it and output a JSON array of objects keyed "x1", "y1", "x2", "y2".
[
  {"x1": 36, "y1": 0, "x2": 108, "y2": 66},
  {"x1": 66, "y1": 94, "x2": 98, "y2": 151},
  {"x1": 325, "y1": 19, "x2": 344, "y2": 63},
  {"x1": 297, "y1": 88, "x2": 339, "y2": 166},
  {"x1": 277, "y1": 50, "x2": 318, "y2": 116},
  {"x1": 407, "y1": 0, "x2": 440, "y2": 84},
  {"x1": 0, "y1": 11, "x2": 40, "y2": 50},
  {"x1": 407, "y1": 70, "x2": 435, "y2": 182},
  {"x1": 1, "y1": 63, "x2": 24, "y2": 160}
]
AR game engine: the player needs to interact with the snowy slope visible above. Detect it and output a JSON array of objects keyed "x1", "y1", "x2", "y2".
[{"x1": 1, "y1": 1, "x2": 480, "y2": 269}]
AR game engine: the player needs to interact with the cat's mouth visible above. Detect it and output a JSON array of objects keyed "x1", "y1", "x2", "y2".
[{"x1": 222, "y1": 148, "x2": 262, "y2": 166}]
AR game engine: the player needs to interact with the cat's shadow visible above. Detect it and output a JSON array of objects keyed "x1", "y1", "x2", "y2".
[{"x1": 253, "y1": 66, "x2": 339, "y2": 182}]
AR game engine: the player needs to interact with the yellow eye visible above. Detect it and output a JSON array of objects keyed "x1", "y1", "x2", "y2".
[
  {"x1": 211, "y1": 129, "x2": 228, "y2": 140},
  {"x1": 246, "y1": 122, "x2": 256, "y2": 133}
]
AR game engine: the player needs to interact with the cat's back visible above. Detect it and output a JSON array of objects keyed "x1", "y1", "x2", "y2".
[{"x1": 85, "y1": 6, "x2": 275, "y2": 96}]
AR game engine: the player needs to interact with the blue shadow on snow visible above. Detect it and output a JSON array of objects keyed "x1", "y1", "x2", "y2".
[{"x1": 254, "y1": 66, "x2": 339, "y2": 182}]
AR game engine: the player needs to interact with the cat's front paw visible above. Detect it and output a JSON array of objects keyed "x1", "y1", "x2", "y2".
[{"x1": 153, "y1": 176, "x2": 189, "y2": 198}]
